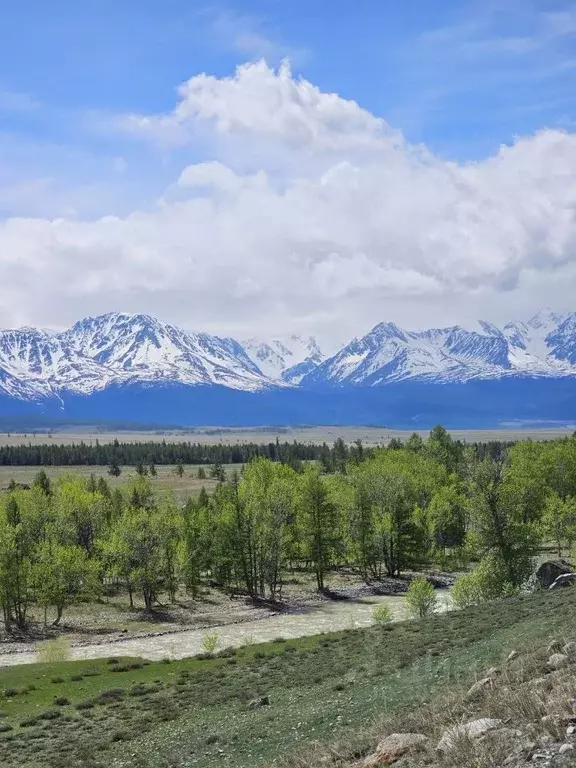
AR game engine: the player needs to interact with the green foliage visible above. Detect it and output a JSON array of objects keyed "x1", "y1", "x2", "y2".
[
  {"x1": 405, "y1": 577, "x2": 437, "y2": 618},
  {"x1": 371, "y1": 602, "x2": 392, "y2": 624},
  {"x1": 36, "y1": 637, "x2": 71, "y2": 664},
  {"x1": 452, "y1": 553, "x2": 520, "y2": 609},
  {"x1": 202, "y1": 632, "x2": 219, "y2": 654},
  {"x1": 1, "y1": 428, "x2": 576, "y2": 628}
]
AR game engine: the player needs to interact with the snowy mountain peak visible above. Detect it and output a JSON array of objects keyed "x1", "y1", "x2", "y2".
[
  {"x1": 1, "y1": 309, "x2": 576, "y2": 404},
  {"x1": 242, "y1": 335, "x2": 325, "y2": 383},
  {"x1": 527, "y1": 307, "x2": 568, "y2": 331},
  {"x1": 302, "y1": 310, "x2": 576, "y2": 387}
]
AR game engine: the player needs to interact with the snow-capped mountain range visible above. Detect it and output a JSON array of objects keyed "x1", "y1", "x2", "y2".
[
  {"x1": 304, "y1": 309, "x2": 576, "y2": 387},
  {"x1": 1, "y1": 309, "x2": 576, "y2": 410}
]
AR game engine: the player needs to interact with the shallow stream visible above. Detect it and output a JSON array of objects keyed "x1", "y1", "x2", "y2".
[{"x1": 0, "y1": 590, "x2": 453, "y2": 667}]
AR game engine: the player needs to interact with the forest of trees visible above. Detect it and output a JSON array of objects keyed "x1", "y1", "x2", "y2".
[
  {"x1": 0, "y1": 437, "x2": 359, "y2": 470},
  {"x1": 1, "y1": 427, "x2": 576, "y2": 632}
]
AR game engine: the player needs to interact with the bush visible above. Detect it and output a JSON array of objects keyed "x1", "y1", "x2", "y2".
[
  {"x1": 36, "y1": 637, "x2": 71, "y2": 664},
  {"x1": 202, "y1": 632, "x2": 220, "y2": 654},
  {"x1": 452, "y1": 555, "x2": 522, "y2": 609},
  {"x1": 372, "y1": 603, "x2": 392, "y2": 624},
  {"x1": 0, "y1": 724, "x2": 12, "y2": 732},
  {"x1": 20, "y1": 718, "x2": 39, "y2": 727},
  {"x1": 405, "y1": 578, "x2": 437, "y2": 619},
  {"x1": 39, "y1": 710, "x2": 61, "y2": 720},
  {"x1": 53, "y1": 697, "x2": 70, "y2": 706}
]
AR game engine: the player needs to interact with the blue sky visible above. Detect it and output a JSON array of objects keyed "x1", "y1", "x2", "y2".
[{"x1": 0, "y1": 1, "x2": 575, "y2": 339}]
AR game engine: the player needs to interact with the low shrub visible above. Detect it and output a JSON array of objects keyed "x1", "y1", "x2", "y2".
[
  {"x1": 405, "y1": 578, "x2": 437, "y2": 619},
  {"x1": 19, "y1": 718, "x2": 39, "y2": 728},
  {"x1": 39, "y1": 710, "x2": 61, "y2": 720},
  {"x1": 95, "y1": 689, "x2": 125, "y2": 705},
  {"x1": 372, "y1": 603, "x2": 392, "y2": 624},
  {"x1": 202, "y1": 632, "x2": 220, "y2": 654},
  {"x1": 36, "y1": 637, "x2": 71, "y2": 664},
  {"x1": 75, "y1": 700, "x2": 95, "y2": 711},
  {"x1": 53, "y1": 697, "x2": 70, "y2": 706}
]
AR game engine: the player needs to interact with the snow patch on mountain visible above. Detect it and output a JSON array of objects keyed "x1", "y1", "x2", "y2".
[{"x1": 242, "y1": 335, "x2": 324, "y2": 383}]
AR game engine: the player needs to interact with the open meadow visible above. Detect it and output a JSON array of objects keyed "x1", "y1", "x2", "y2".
[
  {"x1": 0, "y1": 425, "x2": 573, "y2": 447},
  {"x1": 0, "y1": 464, "x2": 239, "y2": 502}
]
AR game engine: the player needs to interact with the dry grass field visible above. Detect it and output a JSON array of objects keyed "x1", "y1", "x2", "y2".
[{"x1": 0, "y1": 425, "x2": 573, "y2": 447}]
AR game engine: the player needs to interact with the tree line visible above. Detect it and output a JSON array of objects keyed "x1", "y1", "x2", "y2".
[
  {"x1": 2, "y1": 426, "x2": 576, "y2": 631},
  {"x1": 0, "y1": 438, "x2": 346, "y2": 469}
]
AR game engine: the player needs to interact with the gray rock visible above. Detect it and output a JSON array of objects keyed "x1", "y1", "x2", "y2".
[
  {"x1": 548, "y1": 653, "x2": 570, "y2": 670},
  {"x1": 362, "y1": 733, "x2": 429, "y2": 766},
  {"x1": 248, "y1": 695, "x2": 270, "y2": 708},
  {"x1": 466, "y1": 677, "x2": 493, "y2": 700},
  {"x1": 485, "y1": 666, "x2": 500, "y2": 678},
  {"x1": 548, "y1": 639, "x2": 564, "y2": 654},
  {"x1": 563, "y1": 641, "x2": 576, "y2": 658},
  {"x1": 550, "y1": 573, "x2": 576, "y2": 590},
  {"x1": 536, "y1": 560, "x2": 574, "y2": 588},
  {"x1": 560, "y1": 743, "x2": 575, "y2": 754},
  {"x1": 507, "y1": 650, "x2": 519, "y2": 662},
  {"x1": 437, "y1": 718, "x2": 503, "y2": 751}
]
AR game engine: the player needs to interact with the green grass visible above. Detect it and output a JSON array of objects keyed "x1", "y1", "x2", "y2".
[
  {"x1": 0, "y1": 464, "x2": 243, "y2": 502},
  {"x1": 1, "y1": 587, "x2": 576, "y2": 767}
]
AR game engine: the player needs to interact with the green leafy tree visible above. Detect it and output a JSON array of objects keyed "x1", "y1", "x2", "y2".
[
  {"x1": 405, "y1": 577, "x2": 437, "y2": 619},
  {"x1": 542, "y1": 493, "x2": 576, "y2": 557},
  {"x1": 31, "y1": 541, "x2": 99, "y2": 625},
  {"x1": 299, "y1": 470, "x2": 337, "y2": 590}
]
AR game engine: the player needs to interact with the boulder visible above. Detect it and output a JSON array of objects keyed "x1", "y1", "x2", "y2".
[
  {"x1": 536, "y1": 559, "x2": 574, "y2": 588},
  {"x1": 563, "y1": 641, "x2": 576, "y2": 658},
  {"x1": 548, "y1": 653, "x2": 569, "y2": 670},
  {"x1": 485, "y1": 666, "x2": 500, "y2": 678},
  {"x1": 466, "y1": 677, "x2": 493, "y2": 700},
  {"x1": 248, "y1": 695, "x2": 270, "y2": 709},
  {"x1": 362, "y1": 733, "x2": 429, "y2": 766},
  {"x1": 550, "y1": 574, "x2": 576, "y2": 590},
  {"x1": 506, "y1": 650, "x2": 519, "y2": 662},
  {"x1": 437, "y1": 718, "x2": 503, "y2": 751}
]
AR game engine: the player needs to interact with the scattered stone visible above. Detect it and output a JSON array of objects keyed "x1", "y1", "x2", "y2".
[
  {"x1": 563, "y1": 641, "x2": 576, "y2": 658},
  {"x1": 362, "y1": 733, "x2": 429, "y2": 766},
  {"x1": 548, "y1": 640, "x2": 564, "y2": 654},
  {"x1": 567, "y1": 725, "x2": 576, "y2": 736},
  {"x1": 466, "y1": 677, "x2": 493, "y2": 700},
  {"x1": 437, "y1": 718, "x2": 503, "y2": 751},
  {"x1": 248, "y1": 695, "x2": 270, "y2": 709},
  {"x1": 560, "y1": 743, "x2": 575, "y2": 754},
  {"x1": 548, "y1": 653, "x2": 569, "y2": 670},
  {"x1": 507, "y1": 650, "x2": 519, "y2": 662},
  {"x1": 485, "y1": 666, "x2": 500, "y2": 678}
]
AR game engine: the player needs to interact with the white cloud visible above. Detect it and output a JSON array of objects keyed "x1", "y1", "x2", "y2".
[
  {"x1": 1, "y1": 61, "x2": 576, "y2": 342},
  {"x1": 121, "y1": 60, "x2": 392, "y2": 152}
]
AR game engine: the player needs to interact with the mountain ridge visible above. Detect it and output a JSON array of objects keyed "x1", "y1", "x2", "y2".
[{"x1": 1, "y1": 309, "x2": 576, "y2": 428}]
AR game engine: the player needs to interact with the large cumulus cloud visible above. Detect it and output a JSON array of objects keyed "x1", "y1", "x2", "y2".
[{"x1": 2, "y1": 61, "x2": 576, "y2": 340}]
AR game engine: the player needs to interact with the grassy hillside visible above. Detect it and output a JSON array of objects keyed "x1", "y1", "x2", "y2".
[{"x1": 1, "y1": 587, "x2": 576, "y2": 767}]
